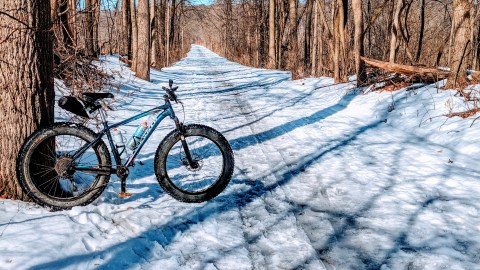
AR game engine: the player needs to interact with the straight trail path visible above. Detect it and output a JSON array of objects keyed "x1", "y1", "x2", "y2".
[{"x1": 1, "y1": 45, "x2": 480, "y2": 270}]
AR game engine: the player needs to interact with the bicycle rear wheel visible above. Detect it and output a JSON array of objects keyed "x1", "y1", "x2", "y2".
[
  {"x1": 154, "y1": 124, "x2": 234, "y2": 203},
  {"x1": 17, "y1": 123, "x2": 111, "y2": 210}
]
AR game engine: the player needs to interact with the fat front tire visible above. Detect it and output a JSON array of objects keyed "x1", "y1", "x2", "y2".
[
  {"x1": 154, "y1": 124, "x2": 234, "y2": 203},
  {"x1": 17, "y1": 123, "x2": 111, "y2": 210}
]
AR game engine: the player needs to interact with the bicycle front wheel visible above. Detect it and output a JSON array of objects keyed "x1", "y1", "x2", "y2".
[
  {"x1": 154, "y1": 124, "x2": 234, "y2": 203},
  {"x1": 17, "y1": 123, "x2": 111, "y2": 210}
]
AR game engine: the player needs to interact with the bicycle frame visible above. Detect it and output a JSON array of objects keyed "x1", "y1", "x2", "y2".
[{"x1": 72, "y1": 99, "x2": 181, "y2": 175}]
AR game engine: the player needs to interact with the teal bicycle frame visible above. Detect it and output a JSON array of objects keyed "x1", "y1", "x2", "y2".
[{"x1": 71, "y1": 98, "x2": 185, "y2": 193}]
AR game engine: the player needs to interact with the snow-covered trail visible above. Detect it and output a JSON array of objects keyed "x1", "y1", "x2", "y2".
[{"x1": 1, "y1": 45, "x2": 480, "y2": 269}]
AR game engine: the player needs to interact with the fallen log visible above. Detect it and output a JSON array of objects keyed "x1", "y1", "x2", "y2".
[{"x1": 361, "y1": 57, "x2": 450, "y2": 83}]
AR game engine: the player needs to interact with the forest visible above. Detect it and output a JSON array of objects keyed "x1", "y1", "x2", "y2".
[{"x1": 0, "y1": 0, "x2": 479, "y2": 199}]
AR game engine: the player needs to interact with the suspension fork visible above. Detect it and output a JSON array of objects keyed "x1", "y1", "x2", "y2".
[{"x1": 175, "y1": 120, "x2": 198, "y2": 169}]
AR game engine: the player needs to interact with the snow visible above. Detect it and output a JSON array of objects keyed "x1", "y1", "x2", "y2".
[{"x1": 1, "y1": 45, "x2": 480, "y2": 269}]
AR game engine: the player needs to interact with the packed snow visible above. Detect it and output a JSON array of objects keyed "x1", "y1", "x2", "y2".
[{"x1": 1, "y1": 45, "x2": 480, "y2": 269}]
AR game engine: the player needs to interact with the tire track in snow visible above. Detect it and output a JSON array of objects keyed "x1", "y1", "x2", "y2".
[
  {"x1": 232, "y1": 90, "x2": 332, "y2": 269},
  {"x1": 184, "y1": 45, "x2": 334, "y2": 268}
]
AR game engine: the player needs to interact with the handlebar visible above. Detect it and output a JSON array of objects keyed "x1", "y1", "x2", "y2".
[{"x1": 163, "y1": 80, "x2": 179, "y2": 103}]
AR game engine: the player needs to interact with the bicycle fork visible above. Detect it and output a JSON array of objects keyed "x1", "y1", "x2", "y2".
[{"x1": 176, "y1": 122, "x2": 198, "y2": 169}]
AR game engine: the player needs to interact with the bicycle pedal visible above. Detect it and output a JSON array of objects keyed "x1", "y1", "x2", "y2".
[{"x1": 118, "y1": 192, "x2": 133, "y2": 197}]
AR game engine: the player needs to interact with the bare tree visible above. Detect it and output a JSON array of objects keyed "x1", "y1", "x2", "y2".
[
  {"x1": 85, "y1": 0, "x2": 99, "y2": 56},
  {"x1": 333, "y1": 0, "x2": 348, "y2": 82},
  {"x1": 268, "y1": 0, "x2": 275, "y2": 68},
  {"x1": 389, "y1": 0, "x2": 403, "y2": 63},
  {"x1": 446, "y1": 0, "x2": 471, "y2": 88},
  {"x1": 415, "y1": 0, "x2": 425, "y2": 62},
  {"x1": 122, "y1": 0, "x2": 132, "y2": 57},
  {"x1": 0, "y1": 0, "x2": 54, "y2": 199},
  {"x1": 352, "y1": 0, "x2": 366, "y2": 86},
  {"x1": 131, "y1": 0, "x2": 138, "y2": 71},
  {"x1": 136, "y1": 0, "x2": 151, "y2": 80}
]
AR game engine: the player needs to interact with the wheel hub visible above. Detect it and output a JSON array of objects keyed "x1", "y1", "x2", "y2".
[
  {"x1": 183, "y1": 159, "x2": 204, "y2": 172},
  {"x1": 55, "y1": 156, "x2": 74, "y2": 176}
]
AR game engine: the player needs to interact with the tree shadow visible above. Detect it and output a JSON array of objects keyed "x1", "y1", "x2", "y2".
[{"x1": 30, "y1": 116, "x2": 385, "y2": 270}]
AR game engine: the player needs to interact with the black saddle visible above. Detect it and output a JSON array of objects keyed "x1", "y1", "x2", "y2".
[
  {"x1": 58, "y1": 92, "x2": 113, "y2": 118},
  {"x1": 81, "y1": 92, "x2": 114, "y2": 102}
]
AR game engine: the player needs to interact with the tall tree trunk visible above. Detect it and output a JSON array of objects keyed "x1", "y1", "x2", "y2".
[
  {"x1": 169, "y1": 0, "x2": 176, "y2": 46},
  {"x1": 59, "y1": 0, "x2": 74, "y2": 47},
  {"x1": 258, "y1": 0, "x2": 266, "y2": 66},
  {"x1": 52, "y1": 0, "x2": 74, "y2": 48},
  {"x1": 155, "y1": 0, "x2": 166, "y2": 69},
  {"x1": 389, "y1": 0, "x2": 403, "y2": 63},
  {"x1": 275, "y1": 0, "x2": 283, "y2": 69},
  {"x1": 415, "y1": 0, "x2": 425, "y2": 62},
  {"x1": 0, "y1": 0, "x2": 54, "y2": 199},
  {"x1": 166, "y1": 0, "x2": 170, "y2": 65},
  {"x1": 93, "y1": 0, "x2": 100, "y2": 54},
  {"x1": 268, "y1": 0, "x2": 275, "y2": 68},
  {"x1": 304, "y1": 0, "x2": 313, "y2": 72},
  {"x1": 136, "y1": 0, "x2": 151, "y2": 81},
  {"x1": 85, "y1": 0, "x2": 95, "y2": 56},
  {"x1": 333, "y1": 0, "x2": 348, "y2": 82},
  {"x1": 352, "y1": 0, "x2": 367, "y2": 86},
  {"x1": 312, "y1": 0, "x2": 318, "y2": 76},
  {"x1": 446, "y1": 0, "x2": 471, "y2": 88},
  {"x1": 286, "y1": 0, "x2": 298, "y2": 77},
  {"x1": 131, "y1": 0, "x2": 138, "y2": 71},
  {"x1": 150, "y1": 0, "x2": 157, "y2": 67},
  {"x1": 471, "y1": 5, "x2": 479, "y2": 70},
  {"x1": 122, "y1": 0, "x2": 132, "y2": 58},
  {"x1": 69, "y1": 0, "x2": 77, "y2": 44}
]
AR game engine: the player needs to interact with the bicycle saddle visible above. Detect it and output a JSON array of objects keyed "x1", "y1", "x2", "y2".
[{"x1": 82, "y1": 92, "x2": 114, "y2": 102}]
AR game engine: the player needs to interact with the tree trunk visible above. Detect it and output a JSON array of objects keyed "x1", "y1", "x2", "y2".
[
  {"x1": 304, "y1": 0, "x2": 313, "y2": 72},
  {"x1": 69, "y1": 0, "x2": 77, "y2": 44},
  {"x1": 312, "y1": 0, "x2": 318, "y2": 76},
  {"x1": 131, "y1": 0, "x2": 138, "y2": 71},
  {"x1": 136, "y1": 0, "x2": 151, "y2": 81},
  {"x1": 169, "y1": 0, "x2": 176, "y2": 46},
  {"x1": 446, "y1": 0, "x2": 471, "y2": 89},
  {"x1": 166, "y1": 0, "x2": 170, "y2": 65},
  {"x1": 85, "y1": 0, "x2": 95, "y2": 56},
  {"x1": 415, "y1": 0, "x2": 425, "y2": 62},
  {"x1": 93, "y1": 0, "x2": 100, "y2": 54},
  {"x1": 275, "y1": 0, "x2": 282, "y2": 69},
  {"x1": 352, "y1": 0, "x2": 367, "y2": 86},
  {"x1": 333, "y1": 0, "x2": 348, "y2": 82},
  {"x1": 158, "y1": 0, "x2": 167, "y2": 68},
  {"x1": 286, "y1": 0, "x2": 298, "y2": 78},
  {"x1": 150, "y1": 0, "x2": 157, "y2": 67},
  {"x1": 389, "y1": 0, "x2": 403, "y2": 63},
  {"x1": 0, "y1": 0, "x2": 54, "y2": 199},
  {"x1": 122, "y1": 0, "x2": 132, "y2": 58}
]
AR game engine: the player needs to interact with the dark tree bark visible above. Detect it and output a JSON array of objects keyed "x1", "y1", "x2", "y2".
[
  {"x1": 59, "y1": 0, "x2": 74, "y2": 47},
  {"x1": 131, "y1": 0, "x2": 138, "y2": 71},
  {"x1": 85, "y1": 0, "x2": 95, "y2": 56},
  {"x1": 122, "y1": 0, "x2": 132, "y2": 58},
  {"x1": 304, "y1": 0, "x2": 313, "y2": 71},
  {"x1": 415, "y1": 0, "x2": 425, "y2": 62},
  {"x1": 0, "y1": 0, "x2": 54, "y2": 199},
  {"x1": 136, "y1": 0, "x2": 151, "y2": 81}
]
